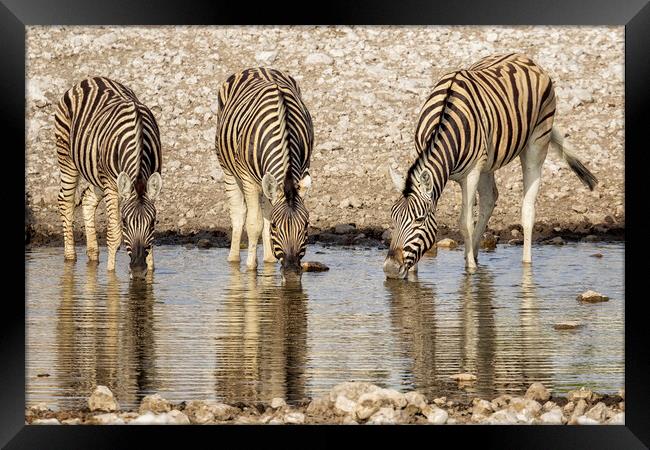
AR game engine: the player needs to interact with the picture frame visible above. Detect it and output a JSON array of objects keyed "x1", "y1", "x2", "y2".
[{"x1": 5, "y1": 0, "x2": 648, "y2": 447}]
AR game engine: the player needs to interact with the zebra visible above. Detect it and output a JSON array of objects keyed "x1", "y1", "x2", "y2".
[
  {"x1": 55, "y1": 77, "x2": 162, "y2": 277},
  {"x1": 215, "y1": 68, "x2": 313, "y2": 277},
  {"x1": 384, "y1": 53, "x2": 598, "y2": 279}
]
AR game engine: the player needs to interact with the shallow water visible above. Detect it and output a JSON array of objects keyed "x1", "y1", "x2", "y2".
[{"x1": 26, "y1": 242, "x2": 624, "y2": 410}]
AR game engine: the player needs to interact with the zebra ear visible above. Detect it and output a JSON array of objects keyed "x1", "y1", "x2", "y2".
[
  {"x1": 297, "y1": 172, "x2": 312, "y2": 198},
  {"x1": 388, "y1": 166, "x2": 405, "y2": 193},
  {"x1": 117, "y1": 172, "x2": 132, "y2": 200},
  {"x1": 262, "y1": 173, "x2": 278, "y2": 200},
  {"x1": 418, "y1": 169, "x2": 433, "y2": 194},
  {"x1": 147, "y1": 172, "x2": 162, "y2": 201}
]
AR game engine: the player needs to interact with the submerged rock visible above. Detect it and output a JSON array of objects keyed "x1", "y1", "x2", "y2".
[
  {"x1": 436, "y1": 238, "x2": 458, "y2": 249},
  {"x1": 301, "y1": 261, "x2": 330, "y2": 272},
  {"x1": 88, "y1": 385, "x2": 119, "y2": 412},
  {"x1": 553, "y1": 321, "x2": 583, "y2": 330},
  {"x1": 480, "y1": 234, "x2": 498, "y2": 250},
  {"x1": 450, "y1": 373, "x2": 476, "y2": 382},
  {"x1": 577, "y1": 290, "x2": 609, "y2": 303}
]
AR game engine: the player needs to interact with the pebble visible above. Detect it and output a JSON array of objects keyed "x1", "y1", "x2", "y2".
[
  {"x1": 196, "y1": 238, "x2": 212, "y2": 249},
  {"x1": 283, "y1": 412, "x2": 306, "y2": 424},
  {"x1": 553, "y1": 321, "x2": 583, "y2": 330},
  {"x1": 422, "y1": 405, "x2": 448, "y2": 424},
  {"x1": 139, "y1": 393, "x2": 171, "y2": 414},
  {"x1": 305, "y1": 53, "x2": 333, "y2": 65},
  {"x1": 88, "y1": 385, "x2": 119, "y2": 412},
  {"x1": 32, "y1": 418, "x2": 61, "y2": 425},
  {"x1": 525, "y1": 383, "x2": 551, "y2": 402},
  {"x1": 577, "y1": 290, "x2": 609, "y2": 303}
]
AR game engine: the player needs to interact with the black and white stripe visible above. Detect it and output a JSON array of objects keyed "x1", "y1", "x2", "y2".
[
  {"x1": 385, "y1": 53, "x2": 597, "y2": 278},
  {"x1": 55, "y1": 77, "x2": 162, "y2": 276},
  {"x1": 215, "y1": 68, "x2": 313, "y2": 275}
]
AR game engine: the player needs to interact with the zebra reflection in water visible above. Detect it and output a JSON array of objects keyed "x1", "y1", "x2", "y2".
[{"x1": 214, "y1": 264, "x2": 308, "y2": 404}]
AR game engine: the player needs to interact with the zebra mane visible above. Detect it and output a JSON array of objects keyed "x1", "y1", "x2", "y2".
[
  {"x1": 403, "y1": 72, "x2": 459, "y2": 197},
  {"x1": 274, "y1": 84, "x2": 300, "y2": 207}
]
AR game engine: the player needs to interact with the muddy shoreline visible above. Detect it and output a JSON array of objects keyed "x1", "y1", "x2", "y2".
[
  {"x1": 25, "y1": 220, "x2": 624, "y2": 250},
  {"x1": 26, "y1": 382, "x2": 624, "y2": 425}
]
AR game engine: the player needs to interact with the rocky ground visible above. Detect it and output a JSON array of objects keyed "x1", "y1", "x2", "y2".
[
  {"x1": 25, "y1": 26, "x2": 624, "y2": 247},
  {"x1": 26, "y1": 382, "x2": 624, "y2": 426}
]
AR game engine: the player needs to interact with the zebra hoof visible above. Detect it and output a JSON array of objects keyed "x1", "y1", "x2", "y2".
[{"x1": 64, "y1": 254, "x2": 77, "y2": 262}]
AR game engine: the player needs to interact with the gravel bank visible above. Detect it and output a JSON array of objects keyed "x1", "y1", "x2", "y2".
[
  {"x1": 26, "y1": 382, "x2": 624, "y2": 425},
  {"x1": 25, "y1": 26, "x2": 624, "y2": 246}
]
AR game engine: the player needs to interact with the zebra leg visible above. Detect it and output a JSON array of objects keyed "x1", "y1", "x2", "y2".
[
  {"x1": 243, "y1": 182, "x2": 264, "y2": 270},
  {"x1": 81, "y1": 186, "x2": 102, "y2": 262},
  {"x1": 56, "y1": 149, "x2": 79, "y2": 261},
  {"x1": 458, "y1": 167, "x2": 482, "y2": 270},
  {"x1": 146, "y1": 247, "x2": 154, "y2": 272},
  {"x1": 104, "y1": 189, "x2": 122, "y2": 271},
  {"x1": 520, "y1": 139, "x2": 549, "y2": 263},
  {"x1": 261, "y1": 198, "x2": 276, "y2": 263},
  {"x1": 224, "y1": 173, "x2": 246, "y2": 262},
  {"x1": 471, "y1": 172, "x2": 498, "y2": 260}
]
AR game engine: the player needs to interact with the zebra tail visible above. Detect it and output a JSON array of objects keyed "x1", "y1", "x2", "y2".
[{"x1": 550, "y1": 126, "x2": 598, "y2": 191}]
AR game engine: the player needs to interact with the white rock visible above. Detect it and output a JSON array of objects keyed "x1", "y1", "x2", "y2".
[
  {"x1": 576, "y1": 415, "x2": 600, "y2": 425},
  {"x1": 90, "y1": 413, "x2": 125, "y2": 424},
  {"x1": 334, "y1": 394, "x2": 357, "y2": 414},
  {"x1": 585, "y1": 402, "x2": 608, "y2": 422},
  {"x1": 577, "y1": 291, "x2": 609, "y2": 303},
  {"x1": 305, "y1": 53, "x2": 333, "y2": 65},
  {"x1": 366, "y1": 407, "x2": 397, "y2": 425},
  {"x1": 486, "y1": 408, "x2": 519, "y2": 424},
  {"x1": 139, "y1": 393, "x2": 171, "y2": 414},
  {"x1": 32, "y1": 418, "x2": 61, "y2": 425},
  {"x1": 525, "y1": 382, "x2": 551, "y2": 402},
  {"x1": 404, "y1": 391, "x2": 427, "y2": 410},
  {"x1": 88, "y1": 385, "x2": 119, "y2": 412},
  {"x1": 255, "y1": 51, "x2": 278, "y2": 65},
  {"x1": 422, "y1": 405, "x2": 448, "y2": 424},
  {"x1": 608, "y1": 412, "x2": 624, "y2": 425},
  {"x1": 130, "y1": 410, "x2": 190, "y2": 425},
  {"x1": 539, "y1": 408, "x2": 565, "y2": 424},
  {"x1": 283, "y1": 412, "x2": 305, "y2": 424}
]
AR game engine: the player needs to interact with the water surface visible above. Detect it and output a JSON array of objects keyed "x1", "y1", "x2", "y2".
[{"x1": 26, "y1": 243, "x2": 624, "y2": 410}]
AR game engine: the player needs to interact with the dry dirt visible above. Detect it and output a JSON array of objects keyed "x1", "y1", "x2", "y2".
[{"x1": 25, "y1": 26, "x2": 624, "y2": 246}]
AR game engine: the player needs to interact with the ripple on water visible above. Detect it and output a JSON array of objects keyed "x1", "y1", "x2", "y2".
[{"x1": 26, "y1": 242, "x2": 623, "y2": 409}]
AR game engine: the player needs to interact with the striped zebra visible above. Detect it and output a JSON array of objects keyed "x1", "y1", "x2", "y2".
[
  {"x1": 215, "y1": 68, "x2": 313, "y2": 276},
  {"x1": 384, "y1": 54, "x2": 598, "y2": 278},
  {"x1": 55, "y1": 77, "x2": 162, "y2": 277}
]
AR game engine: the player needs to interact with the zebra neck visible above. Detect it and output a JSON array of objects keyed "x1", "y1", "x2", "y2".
[{"x1": 408, "y1": 151, "x2": 451, "y2": 201}]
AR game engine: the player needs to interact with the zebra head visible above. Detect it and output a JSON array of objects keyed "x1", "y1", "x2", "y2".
[
  {"x1": 117, "y1": 171, "x2": 162, "y2": 278},
  {"x1": 262, "y1": 171, "x2": 312, "y2": 278},
  {"x1": 384, "y1": 166, "x2": 437, "y2": 279}
]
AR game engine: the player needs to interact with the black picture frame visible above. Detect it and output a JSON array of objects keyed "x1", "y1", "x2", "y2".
[{"x1": 5, "y1": 0, "x2": 648, "y2": 448}]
